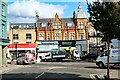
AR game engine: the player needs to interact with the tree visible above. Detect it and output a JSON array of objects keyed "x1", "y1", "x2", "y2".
[{"x1": 86, "y1": 0, "x2": 120, "y2": 79}]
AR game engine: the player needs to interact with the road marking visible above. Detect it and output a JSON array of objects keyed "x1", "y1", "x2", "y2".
[
  {"x1": 35, "y1": 72, "x2": 45, "y2": 79},
  {"x1": 35, "y1": 67, "x2": 53, "y2": 79},
  {"x1": 90, "y1": 74, "x2": 95, "y2": 80},
  {"x1": 90, "y1": 74, "x2": 101, "y2": 80}
]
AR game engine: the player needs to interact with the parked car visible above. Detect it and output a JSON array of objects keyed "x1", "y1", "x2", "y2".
[
  {"x1": 80, "y1": 53, "x2": 98, "y2": 60},
  {"x1": 17, "y1": 53, "x2": 36, "y2": 65}
]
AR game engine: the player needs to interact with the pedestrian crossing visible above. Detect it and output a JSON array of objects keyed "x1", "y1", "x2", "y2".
[{"x1": 90, "y1": 74, "x2": 105, "y2": 80}]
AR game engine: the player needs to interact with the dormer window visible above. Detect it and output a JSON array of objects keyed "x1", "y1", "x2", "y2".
[
  {"x1": 68, "y1": 23, "x2": 72, "y2": 26},
  {"x1": 53, "y1": 22, "x2": 61, "y2": 29},
  {"x1": 66, "y1": 23, "x2": 72, "y2": 26},
  {"x1": 42, "y1": 23, "x2": 47, "y2": 27}
]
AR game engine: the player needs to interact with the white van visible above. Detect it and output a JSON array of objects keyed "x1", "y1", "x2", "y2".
[{"x1": 96, "y1": 49, "x2": 120, "y2": 68}]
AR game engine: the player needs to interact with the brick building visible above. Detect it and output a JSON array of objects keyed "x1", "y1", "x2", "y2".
[
  {"x1": 35, "y1": 4, "x2": 92, "y2": 54},
  {"x1": 35, "y1": 4, "x2": 89, "y2": 41}
]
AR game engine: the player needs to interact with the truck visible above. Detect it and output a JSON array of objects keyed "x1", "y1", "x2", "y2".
[{"x1": 40, "y1": 51, "x2": 66, "y2": 62}]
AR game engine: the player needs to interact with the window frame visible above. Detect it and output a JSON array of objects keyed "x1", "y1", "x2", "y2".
[
  {"x1": 26, "y1": 33, "x2": 32, "y2": 40},
  {"x1": 70, "y1": 33, "x2": 75, "y2": 40},
  {"x1": 13, "y1": 34, "x2": 19, "y2": 40},
  {"x1": 40, "y1": 34, "x2": 44, "y2": 40}
]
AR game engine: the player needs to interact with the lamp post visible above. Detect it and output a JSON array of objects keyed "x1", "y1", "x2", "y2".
[
  {"x1": 35, "y1": 11, "x2": 39, "y2": 60},
  {"x1": 11, "y1": 25, "x2": 14, "y2": 61},
  {"x1": 11, "y1": 25, "x2": 18, "y2": 64}
]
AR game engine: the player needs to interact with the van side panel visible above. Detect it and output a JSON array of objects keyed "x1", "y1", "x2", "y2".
[
  {"x1": 110, "y1": 49, "x2": 120, "y2": 64},
  {"x1": 96, "y1": 49, "x2": 120, "y2": 67}
]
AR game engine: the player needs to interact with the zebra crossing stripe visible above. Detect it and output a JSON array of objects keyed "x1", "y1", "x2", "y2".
[{"x1": 90, "y1": 74, "x2": 101, "y2": 80}]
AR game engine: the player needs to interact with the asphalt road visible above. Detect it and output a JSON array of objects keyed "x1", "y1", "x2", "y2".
[{"x1": 1, "y1": 61, "x2": 120, "y2": 80}]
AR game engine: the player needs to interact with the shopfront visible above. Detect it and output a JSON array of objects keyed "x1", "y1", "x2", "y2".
[
  {"x1": 58, "y1": 40, "x2": 88, "y2": 55},
  {"x1": 36, "y1": 40, "x2": 58, "y2": 52},
  {"x1": 7, "y1": 43, "x2": 36, "y2": 60},
  {"x1": 58, "y1": 40, "x2": 76, "y2": 50}
]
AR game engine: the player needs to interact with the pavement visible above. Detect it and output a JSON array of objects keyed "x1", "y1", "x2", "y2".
[{"x1": 0, "y1": 64, "x2": 21, "y2": 74}]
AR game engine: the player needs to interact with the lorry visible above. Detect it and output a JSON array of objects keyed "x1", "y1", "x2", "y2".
[{"x1": 40, "y1": 51, "x2": 66, "y2": 62}]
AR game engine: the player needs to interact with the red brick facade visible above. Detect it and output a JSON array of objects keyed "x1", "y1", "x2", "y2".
[{"x1": 35, "y1": 13, "x2": 89, "y2": 41}]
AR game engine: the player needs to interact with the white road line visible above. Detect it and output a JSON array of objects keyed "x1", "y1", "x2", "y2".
[
  {"x1": 35, "y1": 67, "x2": 53, "y2": 79},
  {"x1": 35, "y1": 72, "x2": 45, "y2": 79},
  {"x1": 90, "y1": 74, "x2": 96, "y2": 80},
  {"x1": 90, "y1": 74, "x2": 101, "y2": 80}
]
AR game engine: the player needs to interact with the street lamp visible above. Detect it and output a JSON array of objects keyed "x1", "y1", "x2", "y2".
[
  {"x1": 11, "y1": 25, "x2": 14, "y2": 60},
  {"x1": 11, "y1": 25, "x2": 18, "y2": 64}
]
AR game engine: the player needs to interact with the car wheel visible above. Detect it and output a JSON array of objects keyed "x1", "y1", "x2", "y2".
[
  {"x1": 98, "y1": 62, "x2": 104, "y2": 68},
  {"x1": 17, "y1": 61, "x2": 19, "y2": 65},
  {"x1": 18, "y1": 60, "x2": 24, "y2": 65}
]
